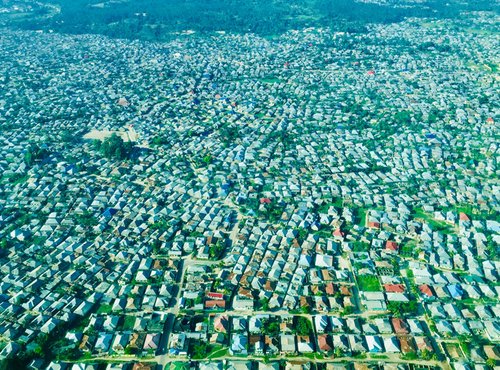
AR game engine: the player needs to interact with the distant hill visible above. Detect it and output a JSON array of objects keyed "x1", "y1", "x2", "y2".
[{"x1": 5, "y1": 0, "x2": 500, "y2": 39}]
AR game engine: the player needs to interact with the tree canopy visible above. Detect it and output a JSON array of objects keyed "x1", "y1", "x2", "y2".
[{"x1": 95, "y1": 134, "x2": 133, "y2": 160}]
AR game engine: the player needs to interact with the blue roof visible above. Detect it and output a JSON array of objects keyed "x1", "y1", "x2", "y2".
[
  {"x1": 102, "y1": 208, "x2": 118, "y2": 218},
  {"x1": 447, "y1": 284, "x2": 463, "y2": 298}
]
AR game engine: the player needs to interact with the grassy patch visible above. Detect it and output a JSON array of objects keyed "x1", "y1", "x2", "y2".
[
  {"x1": 421, "y1": 21, "x2": 440, "y2": 29},
  {"x1": 356, "y1": 208, "x2": 368, "y2": 226},
  {"x1": 207, "y1": 346, "x2": 228, "y2": 359},
  {"x1": 122, "y1": 315, "x2": 136, "y2": 330},
  {"x1": 302, "y1": 352, "x2": 324, "y2": 360},
  {"x1": 413, "y1": 208, "x2": 454, "y2": 234},
  {"x1": 352, "y1": 241, "x2": 370, "y2": 253},
  {"x1": 370, "y1": 354, "x2": 389, "y2": 359},
  {"x1": 96, "y1": 304, "x2": 113, "y2": 314},
  {"x1": 261, "y1": 77, "x2": 281, "y2": 84},
  {"x1": 2, "y1": 173, "x2": 29, "y2": 185},
  {"x1": 401, "y1": 239, "x2": 418, "y2": 258},
  {"x1": 357, "y1": 275, "x2": 381, "y2": 292},
  {"x1": 169, "y1": 363, "x2": 189, "y2": 370},
  {"x1": 465, "y1": 28, "x2": 499, "y2": 36}
]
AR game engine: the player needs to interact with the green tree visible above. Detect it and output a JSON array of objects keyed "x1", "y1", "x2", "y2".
[
  {"x1": 93, "y1": 140, "x2": 102, "y2": 151},
  {"x1": 295, "y1": 317, "x2": 312, "y2": 336},
  {"x1": 124, "y1": 346, "x2": 137, "y2": 355},
  {"x1": 486, "y1": 358, "x2": 496, "y2": 368},
  {"x1": 259, "y1": 298, "x2": 270, "y2": 311},
  {"x1": 341, "y1": 305, "x2": 355, "y2": 316},
  {"x1": 24, "y1": 144, "x2": 51, "y2": 166},
  {"x1": 202, "y1": 154, "x2": 213, "y2": 165},
  {"x1": 98, "y1": 134, "x2": 133, "y2": 160},
  {"x1": 0, "y1": 238, "x2": 9, "y2": 250},
  {"x1": 209, "y1": 240, "x2": 225, "y2": 260},
  {"x1": 387, "y1": 301, "x2": 418, "y2": 317},
  {"x1": 192, "y1": 342, "x2": 209, "y2": 359}
]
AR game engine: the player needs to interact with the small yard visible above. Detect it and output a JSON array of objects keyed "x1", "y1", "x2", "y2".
[
  {"x1": 357, "y1": 275, "x2": 382, "y2": 291},
  {"x1": 207, "y1": 346, "x2": 228, "y2": 359},
  {"x1": 121, "y1": 315, "x2": 136, "y2": 330}
]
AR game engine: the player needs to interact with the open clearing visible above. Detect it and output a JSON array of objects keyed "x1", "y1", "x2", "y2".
[{"x1": 83, "y1": 125, "x2": 139, "y2": 142}]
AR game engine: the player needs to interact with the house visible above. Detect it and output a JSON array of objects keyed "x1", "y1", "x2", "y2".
[
  {"x1": 367, "y1": 221, "x2": 380, "y2": 229},
  {"x1": 206, "y1": 292, "x2": 224, "y2": 300},
  {"x1": 249, "y1": 315, "x2": 268, "y2": 334},
  {"x1": 197, "y1": 246, "x2": 210, "y2": 260},
  {"x1": 314, "y1": 315, "x2": 329, "y2": 334},
  {"x1": 79, "y1": 335, "x2": 94, "y2": 353},
  {"x1": 111, "y1": 333, "x2": 129, "y2": 353},
  {"x1": 398, "y1": 336, "x2": 416, "y2": 354},
  {"x1": 391, "y1": 318, "x2": 409, "y2": 335},
  {"x1": 315, "y1": 254, "x2": 334, "y2": 268},
  {"x1": 280, "y1": 334, "x2": 296, "y2": 354},
  {"x1": 331, "y1": 317, "x2": 345, "y2": 332},
  {"x1": 366, "y1": 335, "x2": 384, "y2": 353},
  {"x1": 384, "y1": 284, "x2": 405, "y2": 293},
  {"x1": 213, "y1": 315, "x2": 228, "y2": 333},
  {"x1": 484, "y1": 321, "x2": 500, "y2": 341},
  {"x1": 407, "y1": 319, "x2": 424, "y2": 334},
  {"x1": 447, "y1": 284, "x2": 464, "y2": 299},
  {"x1": 374, "y1": 318, "x2": 393, "y2": 334},
  {"x1": 415, "y1": 336, "x2": 433, "y2": 353},
  {"x1": 45, "y1": 362, "x2": 68, "y2": 370},
  {"x1": 348, "y1": 335, "x2": 366, "y2": 352},
  {"x1": 332, "y1": 335, "x2": 349, "y2": 353},
  {"x1": 297, "y1": 335, "x2": 314, "y2": 353},
  {"x1": 143, "y1": 333, "x2": 161, "y2": 351},
  {"x1": 210, "y1": 333, "x2": 225, "y2": 345},
  {"x1": 385, "y1": 241, "x2": 398, "y2": 253},
  {"x1": 233, "y1": 297, "x2": 253, "y2": 311},
  {"x1": 0, "y1": 342, "x2": 21, "y2": 359},
  {"x1": 94, "y1": 333, "x2": 113, "y2": 354},
  {"x1": 232, "y1": 317, "x2": 248, "y2": 332},
  {"x1": 258, "y1": 362, "x2": 280, "y2": 370},
  {"x1": 169, "y1": 333, "x2": 188, "y2": 356},
  {"x1": 261, "y1": 335, "x2": 277, "y2": 355},
  {"x1": 226, "y1": 361, "x2": 253, "y2": 370},
  {"x1": 229, "y1": 334, "x2": 248, "y2": 355},
  {"x1": 249, "y1": 334, "x2": 263, "y2": 354},
  {"x1": 317, "y1": 334, "x2": 333, "y2": 353},
  {"x1": 199, "y1": 362, "x2": 224, "y2": 370},
  {"x1": 383, "y1": 336, "x2": 400, "y2": 353},
  {"x1": 333, "y1": 228, "x2": 345, "y2": 241},
  {"x1": 435, "y1": 320, "x2": 454, "y2": 336},
  {"x1": 483, "y1": 345, "x2": 500, "y2": 361},
  {"x1": 205, "y1": 300, "x2": 226, "y2": 310}
]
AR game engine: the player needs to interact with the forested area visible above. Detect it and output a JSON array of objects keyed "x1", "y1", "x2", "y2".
[{"x1": 16, "y1": 0, "x2": 499, "y2": 40}]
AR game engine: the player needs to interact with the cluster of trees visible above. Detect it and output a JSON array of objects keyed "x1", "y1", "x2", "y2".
[
  {"x1": 209, "y1": 239, "x2": 226, "y2": 260},
  {"x1": 260, "y1": 318, "x2": 280, "y2": 336},
  {"x1": 317, "y1": 0, "x2": 499, "y2": 25},
  {"x1": 387, "y1": 300, "x2": 419, "y2": 317},
  {"x1": 8, "y1": 323, "x2": 82, "y2": 369},
  {"x1": 294, "y1": 316, "x2": 312, "y2": 336},
  {"x1": 93, "y1": 134, "x2": 133, "y2": 160},
  {"x1": 151, "y1": 135, "x2": 170, "y2": 146},
  {"x1": 190, "y1": 340, "x2": 209, "y2": 359},
  {"x1": 23, "y1": 0, "x2": 311, "y2": 39},
  {"x1": 74, "y1": 210, "x2": 98, "y2": 228},
  {"x1": 219, "y1": 126, "x2": 240, "y2": 147},
  {"x1": 0, "y1": 238, "x2": 10, "y2": 258},
  {"x1": 24, "y1": 143, "x2": 51, "y2": 167}
]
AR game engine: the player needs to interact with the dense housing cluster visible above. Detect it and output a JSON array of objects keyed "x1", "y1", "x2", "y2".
[{"x1": 0, "y1": 7, "x2": 498, "y2": 370}]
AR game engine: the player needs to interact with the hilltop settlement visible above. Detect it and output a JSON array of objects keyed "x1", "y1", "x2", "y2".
[{"x1": 0, "y1": 7, "x2": 499, "y2": 370}]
